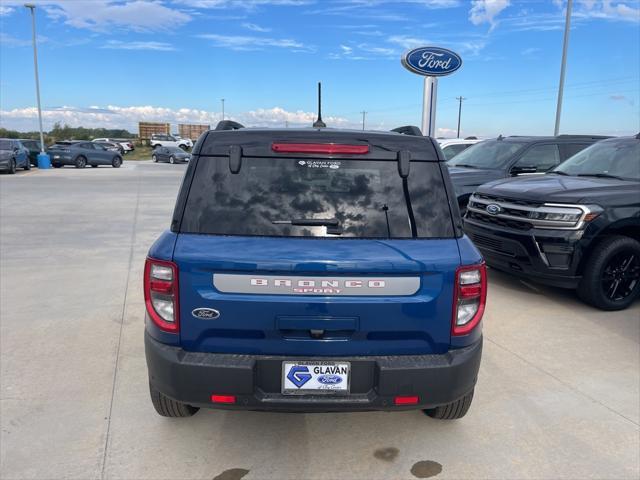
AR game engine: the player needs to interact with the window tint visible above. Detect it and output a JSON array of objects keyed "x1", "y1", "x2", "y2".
[
  {"x1": 514, "y1": 144, "x2": 560, "y2": 172},
  {"x1": 181, "y1": 157, "x2": 454, "y2": 238},
  {"x1": 81, "y1": 143, "x2": 95, "y2": 149},
  {"x1": 555, "y1": 140, "x2": 640, "y2": 180},
  {"x1": 448, "y1": 140, "x2": 527, "y2": 169},
  {"x1": 442, "y1": 144, "x2": 470, "y2": 160},
  {"x1": 562, "y1": 143, "x2": 590, "y2": 160}
]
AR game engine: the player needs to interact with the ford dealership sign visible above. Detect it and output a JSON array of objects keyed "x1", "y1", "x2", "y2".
[{"x1": 402, "y1": 46, "x2": 462, "y2": 77}]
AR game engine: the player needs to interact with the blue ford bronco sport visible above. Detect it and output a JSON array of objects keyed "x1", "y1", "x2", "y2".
[{"x1": 144, "y1": 121, "x2": 486, "y2": 419}]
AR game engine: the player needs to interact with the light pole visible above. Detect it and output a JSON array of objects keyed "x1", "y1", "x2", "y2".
[
  {"x1": 25, "y1": 3, "x2": 50, "y2": 168},
  {"x1": 554, "y1": 0, "x2": 573, "y2": 136},
  {"x1": 456, "y1": 96, "x2": 465, "y2": 138},
  {"x1": 221, "y1": 98, "x2": 225, "y2": 120},
  {"x1": 360, "y1": 111, "x2": 367, "y2": 130}
]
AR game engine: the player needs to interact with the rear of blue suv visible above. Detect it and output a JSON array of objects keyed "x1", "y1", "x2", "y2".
[{"x1": 144, "y1": 123, "x2": 486, "y2": 419}]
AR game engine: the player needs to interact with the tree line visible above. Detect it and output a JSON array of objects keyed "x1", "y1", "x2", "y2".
[{"x1": 0, "y1": 122, "x2": 136, "y2": 145}]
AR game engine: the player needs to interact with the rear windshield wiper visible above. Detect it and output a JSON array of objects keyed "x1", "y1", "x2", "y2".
[
  {"x1": 273, "y1": 218, "x2": 342, "y2": 234},
  {"x1": 576, "y1": 173, "x2": 623, "y2": 180},
  {"x1": 452, "y1": 163, "x2": 479, "y2": 169}
]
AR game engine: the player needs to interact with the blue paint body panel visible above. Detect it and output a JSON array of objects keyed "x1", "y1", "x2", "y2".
[{"x1": 169, "y1": 234, "x2": 468, "y2": 356}]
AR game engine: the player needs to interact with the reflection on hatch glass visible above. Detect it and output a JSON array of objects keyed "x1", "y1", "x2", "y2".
[{"x1": 181, "y1": 157, "x2": 454, "y2": 238}]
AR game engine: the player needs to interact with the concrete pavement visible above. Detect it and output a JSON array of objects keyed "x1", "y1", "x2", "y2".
[{"x1": 1, "y1": 162, "x2": 638, "y2": 480}]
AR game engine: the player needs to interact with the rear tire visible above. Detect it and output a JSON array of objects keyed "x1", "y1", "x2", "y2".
[
  {"x1": 152, "y1": 154, "x2": 158, "y2": 163},
  {"x1": 75, "y1": 156, "x2": 86, "y2": 169},
  {"x1": 112, "y1": 156, "x2": 122, "y2": 168},
  {"x1": 424, "y1": 389, "x2": 474, "y2": 420},
  {"x1": 577, "y1": 235, "x2": 640, "y2": 311},
  {"x1": 91, "y1": 165, "x2": 98, "y2": 168},
  {"x1": 24, "y1": 160, "x2": 30, "y2": 171},
  {"x1": 169, "y1": 156, "x2": 175, "y2": 164},
  {"x1": 8, "y1": 159, "x2": 16, "y2": 174},
  {"x1": 149, "y1": 383, "x2": 199, "y2": 417},
  {"x1": 53, "y1": 163, "x2": 62, "y2": 168}
]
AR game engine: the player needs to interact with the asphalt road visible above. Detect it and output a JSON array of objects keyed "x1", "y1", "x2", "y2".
[{"x1": 1, "y1": 162, "x2": 638, "y2": 480}]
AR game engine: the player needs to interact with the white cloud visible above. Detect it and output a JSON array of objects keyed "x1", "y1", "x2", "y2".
[
  {"x1": 101, "y1": 40, "x2": 176, "y2": 51},
  {"x1": 574, "y1": 0, "x2": 640, "y2": 23},
  {"x1": 1, "y1": 1, "x2": 191, "y2": 32},
  {"x1": 0, "y1": 105, "x2": 351, "y2": 132},
  {"x1": 469, "y1": 0, "x2": 511, "y2": 29},
  {"x1": 0, "y1": 32, "x2": 48, "y2": 47},
  {"x1": 242, "y1": 22, "x2": 271, "y2": 32},
  {"x1": 0, "y1": 6, "x2": 14, "y2": 15},
  {"x1": 198, "y1": 33, "x2": 311, "y2": 51},
  {"x1": 176, "y1": 0, "x2": 313, "y2": 8},
  {"x1": 521, "y1": 47, "x2": 541, "y2": 56},
  {"x1": 387, "y1": 35, "x2": 430, "y2": 49}
]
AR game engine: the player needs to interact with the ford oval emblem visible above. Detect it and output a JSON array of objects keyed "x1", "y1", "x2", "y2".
[
  {"x1": 486, "y1": 204, "x2": 502, "y2": 215},
  {"x1": 191, "y1": 308, "x2": 220, "y2": 319},
  {"x1": 401, "y1": 46, "x2": 462, "y2": 77},
  {"x1": 317, "y1": 374, "x2": 343, "y2": 385}
]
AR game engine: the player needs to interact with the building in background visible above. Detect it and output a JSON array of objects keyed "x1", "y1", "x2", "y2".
[
  {"x1": 178, "y1": 124, "x2": 210, "y2": 141},
  {"x1": 139, "y1": 122, "x2": 170, "y2": 142}
]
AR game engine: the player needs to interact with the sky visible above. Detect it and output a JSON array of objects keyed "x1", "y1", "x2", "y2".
[{"x1": 0, "y1": 0, "x2": 639, "y2": 138}]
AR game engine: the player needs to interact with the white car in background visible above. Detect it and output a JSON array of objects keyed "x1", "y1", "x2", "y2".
[
  {"x1": 438, "y1": 137, "x2": 481, "y2": 161},
  {"x1": 150, "y1": 134, "x2": 192, "y2": 150},
  {"x1": 93, "y1": 138, "x2": 135, "y2": 153},
  {"x1": 171, "y1": 134, "x2": 193, "y2": 149}
]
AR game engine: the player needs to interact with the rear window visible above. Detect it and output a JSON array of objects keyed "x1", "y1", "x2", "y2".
[{"x1": 180, "y1": 156, "x2": 454, "y2": 238}]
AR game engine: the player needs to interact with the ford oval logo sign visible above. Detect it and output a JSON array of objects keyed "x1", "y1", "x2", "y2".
[
  {"x1": 486, "y1": 204, "x2": 502, "y2": 215},
  {"x1": 191, "y1": 308, "x2": 220, "y2": 319},
  {"x1": 402, "y1": 46, "x2": 462, "y2": 77},
  {"x1": 317, "y1": 374, "x2": 343, "y2": 385}
]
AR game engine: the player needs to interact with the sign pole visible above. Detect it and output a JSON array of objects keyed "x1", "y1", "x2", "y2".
[
  {"x1": 554, "y1": 0, "x2": 572, "y2": 136},
  {"x1": 422, "y1": 77, "x2": 438, "y2": 137}
]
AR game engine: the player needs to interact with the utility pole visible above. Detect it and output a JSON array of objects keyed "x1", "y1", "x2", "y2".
[
  {"x1": 456, "y1": 96, "x2": 466, "y2": 138},
  {"x1": 285, "y1": 120, "x2": 289, "y2": 128},
  {"x1": 221, "y1": 98, "x2": 225, "y2": 120},
  {"x1": 554, "y1": 0, "x2": 573, "y2": 136},
  {"x1": 360, "y1": 111, "x2": 367, "y2": 131},
  {"x1": 25, "y1": 3, "x2": 48, "y2": 167}
]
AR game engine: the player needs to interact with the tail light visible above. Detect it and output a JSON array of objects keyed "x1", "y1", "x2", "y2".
[
  {"x1": 271, "y1": 143, "x2": 369, "y2": 154},
  {"x1": 144, "y1": 258, "x2": 179, "y2": 332},
  {"x1": 452, "y1": 263, "x2": 487, "y2": 336}
]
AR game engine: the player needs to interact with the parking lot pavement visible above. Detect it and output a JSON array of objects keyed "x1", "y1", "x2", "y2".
[{"x1": 1, "y1": 162, "x2": 638, "y2": 480}]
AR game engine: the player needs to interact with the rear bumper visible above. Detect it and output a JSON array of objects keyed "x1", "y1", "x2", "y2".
[{"x1": 145, "y1": 332, "x2": 482, "y2": 412}]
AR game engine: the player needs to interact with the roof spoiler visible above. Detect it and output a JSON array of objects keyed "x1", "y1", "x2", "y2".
[
  {"x1": 215, "y1": 120, "x2": 245, "y2": 131},
  {"x1": 391, "y1": 126, "x2": 422, "y2": 136}
]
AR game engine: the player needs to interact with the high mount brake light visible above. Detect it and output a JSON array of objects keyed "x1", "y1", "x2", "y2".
[
  {"x1": 271, "y1": 143, "x2": 369, "y2": 155},
  {"x1": 452, "y1": 263, "x2": 487, "y2": 336},
  {"x1": 144, "y1": 258, "x2": 179, "y2": 333}
]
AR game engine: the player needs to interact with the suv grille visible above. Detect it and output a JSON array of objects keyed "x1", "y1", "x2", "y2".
[{"x1": 466, "y1": 194, "x2": 593, "y2": 230}]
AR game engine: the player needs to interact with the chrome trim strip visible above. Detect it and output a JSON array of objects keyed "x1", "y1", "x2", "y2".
[{"x1": 468, "y1": 194, "x2": 592, "y2": 230}]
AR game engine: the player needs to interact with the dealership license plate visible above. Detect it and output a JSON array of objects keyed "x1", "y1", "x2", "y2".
[{"x1": 282, "y1": 361, "x2": 350, "y2": 395}]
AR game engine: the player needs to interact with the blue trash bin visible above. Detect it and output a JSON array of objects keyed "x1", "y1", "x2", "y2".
[{"x1": 37, "y1": 152, "x2": 51, "y2": 169}]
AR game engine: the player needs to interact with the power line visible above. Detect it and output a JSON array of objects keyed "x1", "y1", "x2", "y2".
[{"x1": 456, "y1": 96, "x2": 466, "y2": 138}]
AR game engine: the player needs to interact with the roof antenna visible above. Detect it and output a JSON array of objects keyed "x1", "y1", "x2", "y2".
[{"x1": 313, "y1": 82, "x2": 326, "y2": 128}]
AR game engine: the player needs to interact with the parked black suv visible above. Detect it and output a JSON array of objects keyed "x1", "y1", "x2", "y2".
[
  {"x1": 447, "y1": 135, "x2": 608, "y2": 213},
  {"x1": 464, "y1": 135, "x2": 640, "y2": 310}
]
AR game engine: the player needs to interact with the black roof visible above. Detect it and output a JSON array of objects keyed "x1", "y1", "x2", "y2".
[{"x1": 195, "y1": 126, "x2": 441, "y2": 161}]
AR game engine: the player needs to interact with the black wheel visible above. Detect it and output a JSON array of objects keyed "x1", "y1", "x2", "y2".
[
  {"x1": 91, "y1": 165, "x2": 98, "y2": 168},
  {"x1": 53, "y1": 163, "x2": 62, "y2": 168},
  {"x1": 424, "y1": 389, "x2": 474, "y2": 420},
  {"x1": 578, "y1": 235, "x2": 640, "y2": 310},
  {"x1": 24, "y1": 159, "x2": 31, "y2": 171},
  {"x1": 112, "y1": 156, "x2": 122, "y2": 168},
  {"x1": 75, "y1": 156, "x2": 86, "y2": 169},
  {"x1": 169, "y1": 156, "x2": 175, "y2": 164},
  {"x1": 152, "y1": 154, "x2": 158, "y2": 163},
  {"x1": 149, "y1": 383, "x2": 198, "y2": 417},
  {"x1": 8, "y1": 159, "x2": 16, "y2": 174}
]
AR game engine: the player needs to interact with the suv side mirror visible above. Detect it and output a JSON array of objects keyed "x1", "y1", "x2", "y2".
[{"x1": 511, "y1": 165, "x2": 538, "y2": 176}]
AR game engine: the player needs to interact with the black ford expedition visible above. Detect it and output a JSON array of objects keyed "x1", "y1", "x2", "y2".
[
  {"x1": 448, "y1": 135, "x2": 608, "y2": 213},
  {"x1": 464, "y1": 135, "x2": 640, "y2": 310}
]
